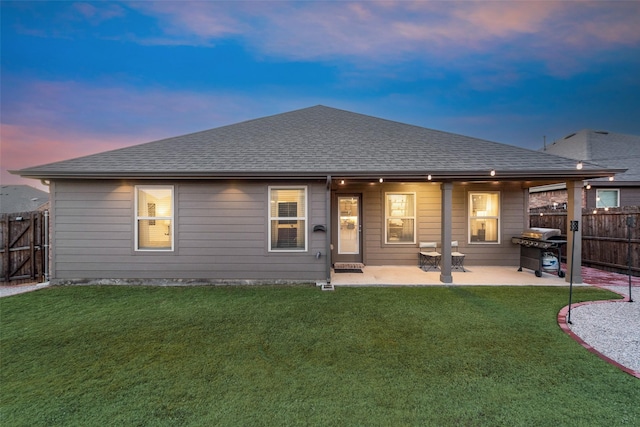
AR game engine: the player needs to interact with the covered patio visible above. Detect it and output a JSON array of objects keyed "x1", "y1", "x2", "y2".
[{"x1": 330, "y1": 265, "x2": 578, "y2": 287}]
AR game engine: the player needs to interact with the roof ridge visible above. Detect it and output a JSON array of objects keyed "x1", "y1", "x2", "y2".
[{"x1": 12, "y1": 105, "x2": 623, "y2": 181}]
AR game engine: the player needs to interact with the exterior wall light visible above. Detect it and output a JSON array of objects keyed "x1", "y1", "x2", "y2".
[
  {"x1": 379, "y1": 178, "x2": 384, "y2": 183},
  {"x1": 427, "y1": 174, "x2": 432, "y2": 181},
  {"x1": 490, "y1": 169, "x2": 496, "y2": 177},
  {"x1": 576, "y1": 161, "x2": 583, "y2": 170}
]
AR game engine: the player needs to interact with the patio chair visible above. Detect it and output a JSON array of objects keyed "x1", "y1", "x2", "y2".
[
  {"x1": 451, "y1": 241, "x2": 466, "y2": 272},
  {"x1": 419, "y1": 242, "x2": 441, "y2": 271}
]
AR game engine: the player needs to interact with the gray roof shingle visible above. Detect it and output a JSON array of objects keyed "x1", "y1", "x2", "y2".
[
  {"x1": 0, "y1": 185, "x2": 49, "y2": 214},
  {"x1": 14, "y1": 106, "x2": 622, "y2": 181},
  {"x1": 542, "y1": 129, "x2": 640, "y2": 181}
]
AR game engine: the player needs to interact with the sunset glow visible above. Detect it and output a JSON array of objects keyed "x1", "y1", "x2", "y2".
[{"x1": 2, "y1": 1, "x2": 639, "y2": 190}]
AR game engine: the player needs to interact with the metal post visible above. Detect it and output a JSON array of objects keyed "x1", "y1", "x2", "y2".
[
  {"x1": 627, "y1": 216, "x2": 635, "y2": 303},
  {"x1": 568, "y1": 220, "x2": 579, "y2": 324},
  {"x1": 43, "y1": 210, "x2": 49, "y2": 282}
]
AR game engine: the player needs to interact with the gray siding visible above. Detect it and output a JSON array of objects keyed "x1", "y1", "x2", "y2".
[
  {"x1": 585, "y1": 186, "x2": 640, "y2": 209},
  {"x1": 621, "y1": 188, "x2": 640, "y2": 207},
  {"x1": 460, "y1": 183, "x2": 526, "y2": 266},
  {"x1": 337, "y1": 182, "x2": 526, "y2": 267},
  {"x1": 51, "y1": 178, "x2": 529, "y2": 283},
  {"x1": 51, "y1": 180, "x2": 327, "y2": 283}
]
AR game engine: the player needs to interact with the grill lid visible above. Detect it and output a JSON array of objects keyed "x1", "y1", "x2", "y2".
[{"x1": 520, "y1": 227, "x2": 561, "y2": 240}]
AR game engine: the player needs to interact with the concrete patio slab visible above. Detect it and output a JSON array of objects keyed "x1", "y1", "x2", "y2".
[{"x1": 330, "y1": 265, "x2": 578, "y2": 286}]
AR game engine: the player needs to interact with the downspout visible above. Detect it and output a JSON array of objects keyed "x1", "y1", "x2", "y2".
[
  {"x1": 41, "y1": 179, "x2": 51, "y2": 283},
  {"x1": 326, "y1": 176, "x2": 332, "y2": 283},
  {"x1": 43, "y1": 210, "x2": 49, "y2": 282}
]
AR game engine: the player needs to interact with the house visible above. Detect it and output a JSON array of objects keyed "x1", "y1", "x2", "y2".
[
  {"x1": 0, "y1": 185, "x2": 49, "y2": 214},
  {"x1": 12, "y1": 106, "x2": 622, "y2": 285},
  {"x1": 530, "y1": 130, "x2": 640, "y2": 210}
]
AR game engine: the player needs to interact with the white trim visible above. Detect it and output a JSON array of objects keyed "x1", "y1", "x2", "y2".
[
  {"x1": 596, "y1": 188, "x2": 620, "y2": 208},
  {"x1": 529, "y1": 183, "x2": 568, "y2": 193},
  {"x1": 337, "y1": 195, "x2": 360, "y2": 254},
  {"x1": 384, "y1": 192, "x2": 417, "y2": 244},
  {"x1": 468, "y1": 191, "x2": 501, "y2": 244},
  {"x1": 134, "y1": 185, "x2": 175, "y2": 251},
  {"x1": 268, "y1": 185, "x2": 308, "y2": 252}
]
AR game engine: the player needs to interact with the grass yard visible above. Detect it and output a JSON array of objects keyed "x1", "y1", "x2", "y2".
[{"x1": 1, "y1": 285, "x2": 638, "y2": 426}]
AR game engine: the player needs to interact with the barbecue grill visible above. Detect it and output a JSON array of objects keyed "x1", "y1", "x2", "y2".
[{"x1": 511, "y1": 227, "x2": 567, "y2": 277}]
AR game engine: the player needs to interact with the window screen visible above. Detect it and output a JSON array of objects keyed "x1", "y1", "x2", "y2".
[
  {"x1": 385, "y1": 193, "x2": 416, "y2": 244},
  {"x1": 469, "y1": 192, "x2": 500, "y2": 243},
  {"x1": 269, "y1": 187, "x2": 307, "y2": 251},
  {"x1": 596, "y1": 189, "x2": 619, "y2": 208},
  {"x1": 136, "y1": 186, "x2": 173, "y2": 250}
]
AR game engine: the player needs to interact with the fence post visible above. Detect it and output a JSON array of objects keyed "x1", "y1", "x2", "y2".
[
  {"x1": 44, "y1": 210, "x2": 49, "y2": 282},
  {"x1": 628, "y1": 216, "x2": 636, "y2": 302},
  {"x1": 2, "y1": 215, "x2": 9, "y2": 282},
  {"x1": 29, "y1": 212, "x2": 36, "y2": 280}
]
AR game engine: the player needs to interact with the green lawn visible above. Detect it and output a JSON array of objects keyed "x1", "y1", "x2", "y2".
[{"x1": 1, "y1": 285, "x2": 638, "y2": 426}]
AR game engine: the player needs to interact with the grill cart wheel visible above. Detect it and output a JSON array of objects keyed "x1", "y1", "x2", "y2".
[{"x1": 512, "y1": 227, "x2": 567, "y2": 278}]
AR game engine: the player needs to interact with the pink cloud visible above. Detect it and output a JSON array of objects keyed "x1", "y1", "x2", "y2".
[
  {"x1": 72, "y1": 2, "x2": 125, "y2": 24},
  {"x1": 1, "y1": 123, "x2": 141, "y2": 189},
  {"x1": 451, "y1": 1, "x2": 560, "y2": 38},
  {"x1": 14, "y1": 1, "x2": 640, "y2": 68},
  {"x1": 128, "y1": 1, "x2": 640, "y2": 74},
  {"x1": 129, "y1": 1, "x2": 245, "y2": 41},
  {"x1": 1, "y1": 78, "x2": 300, "y2": 188},
  {"x1": 4, "y1": 79, "x2": 261, "y2": 137},
  {"x1": 17, "y1": 2, "x2": 638, "y2": 76}
]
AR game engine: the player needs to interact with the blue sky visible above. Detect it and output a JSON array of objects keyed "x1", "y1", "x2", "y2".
[{"x1": 2, "y1": 1, "x2": 640, "y2": 188}]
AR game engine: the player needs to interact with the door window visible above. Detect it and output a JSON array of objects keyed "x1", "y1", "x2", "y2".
[{"x1": 338, "y1": 196, "x2": 359, "y2": 254}]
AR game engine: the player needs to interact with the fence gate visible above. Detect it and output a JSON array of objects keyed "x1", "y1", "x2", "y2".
[{"x1": 0, "y1": 211, "x2": 47, "y2": 284}]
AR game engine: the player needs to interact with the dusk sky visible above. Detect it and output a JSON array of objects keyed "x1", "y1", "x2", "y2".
[{"x1": 2, "y1": 1, "x2": 640, "y2": 190}]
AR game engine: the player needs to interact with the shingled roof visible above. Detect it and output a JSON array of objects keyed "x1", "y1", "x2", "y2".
[
  {"x1": 14, "y1": 105, "x2": 622, "y2": 182},
  {"x1": 541, "y1": 129, "x2": 640, "y2": 182},
  {"x1": 0, "y1": 185, "x2": 49, "y2": 214}
]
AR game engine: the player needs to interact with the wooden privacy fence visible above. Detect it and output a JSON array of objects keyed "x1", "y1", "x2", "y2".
[
  {"x1": 0, "y1": 211, "x2": 47, "y2": 284},
  {"x1": 530, "y1": 207, "x2": 639, "y2": 276}
]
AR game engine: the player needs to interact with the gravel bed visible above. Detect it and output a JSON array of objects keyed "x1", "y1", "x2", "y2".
[{"x1": 568, "y1": 286, "x2": 639, "y2": 373}]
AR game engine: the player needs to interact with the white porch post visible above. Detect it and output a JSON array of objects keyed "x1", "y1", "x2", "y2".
[
  {"x1": 440, "y1": 182, "x2": 453, "y2": 283},
  {"x1": 566, "y1": 180, "x2": 583, "y2": 284}
]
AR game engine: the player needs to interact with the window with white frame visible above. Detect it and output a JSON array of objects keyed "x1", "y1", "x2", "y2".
[
  {"x1": 385, "y1": 192, "x2": 416, "y2": 244},
  {"x1": 596, "y1": 189, "x2": 620, "y2": 208},
  {"x1": 269, "y1": 187, "x2": 307, "y2": 251},
  {"x1": 135, "y1": 186, "x2": 174, "y2": 251},
  {"x1": 469, "y1": 192, "x2": 500, "y2": 243}
]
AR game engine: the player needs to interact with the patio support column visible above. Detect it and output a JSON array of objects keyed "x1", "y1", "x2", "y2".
[
  {"x1": 566, "y1": 180, "x2": 583, "y2": 284},
  {"x1": 326, "y1": 176, "x2": 332, "y2": 284},
  {"x1": 440, "y1": 182, "x2": 453, "y2": 283},
  {"x1": 522, "y1": 187, "x2": 530, "y2": 231}
]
